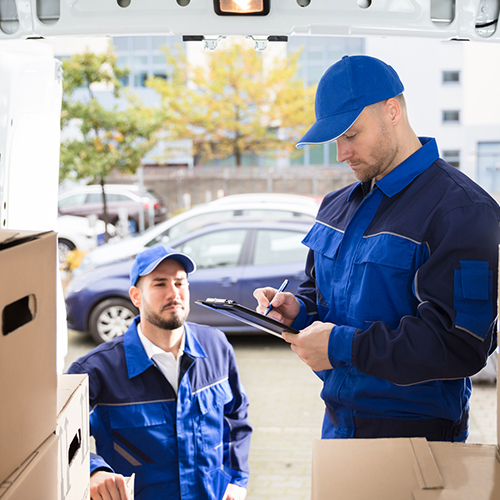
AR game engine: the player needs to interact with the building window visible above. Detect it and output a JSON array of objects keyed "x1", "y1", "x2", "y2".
[
  {"x1": 442, "y1": 150, "x2": 460, "y2": 168},
  {"x1": 442, "y1": 70, "x2": 460, "y2": 84},
  {"x1": 112, "y1": 35, "x2": 183, "y2": 88},
  {"x1": 442, "y1": 110, "x2": 460, "y2": 123},
  {"x1": 477, "y1": 142, "x2": 500, "y2": 193},
  {"x1": 287, "y1": 36, "x2": 365, "y2": 87},
  {"x1": 134, "y1": 72, "x2": 149, "y2": 87}
]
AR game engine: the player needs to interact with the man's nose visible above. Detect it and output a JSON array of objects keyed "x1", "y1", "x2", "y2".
[
  {"x1": 336, "y1": 140, "x2": 352, "y2": 163},
  {"x1": 165, "y1": 282, "x2": 180, "y2": 299}
]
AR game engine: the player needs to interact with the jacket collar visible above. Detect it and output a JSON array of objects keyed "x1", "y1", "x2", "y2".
[
  {"x1": 124, "y1": 317, "x2": 207, "y2": 379},
  {"x1": 348, "y1": 137, "x2": 439, "y2": 201}
]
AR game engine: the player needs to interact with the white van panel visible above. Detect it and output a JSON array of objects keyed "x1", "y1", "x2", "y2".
[{"x1": 0, "y1": 40, "x2": 67, "y2": 373}]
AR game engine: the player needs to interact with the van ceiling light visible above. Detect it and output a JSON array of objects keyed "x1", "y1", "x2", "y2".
[{"x1": 214, "y1": 0, "x2": 270, "y2": 15}]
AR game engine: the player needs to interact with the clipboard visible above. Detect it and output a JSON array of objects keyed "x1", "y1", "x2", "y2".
[{"x1": 195, "y1": 298, "x2": 299, "y2": 339}]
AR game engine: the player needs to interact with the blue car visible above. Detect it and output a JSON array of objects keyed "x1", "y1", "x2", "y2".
[{"x1": 65, "y1": 220, "x2": 311, "y2": 343}]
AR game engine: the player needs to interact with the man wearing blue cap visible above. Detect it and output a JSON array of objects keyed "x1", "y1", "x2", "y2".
[
  {"x1": 255, "y1": 55, "x2": 500, "y2": 441},
  {"x1": 67, "y1": 246, "x2": 252, "y2": 500}
]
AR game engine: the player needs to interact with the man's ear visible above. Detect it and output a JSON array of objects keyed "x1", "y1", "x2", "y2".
[
  {"x1": 129, "y1": 286, "x2": 141, "y2": 308},
  {"x1": 385, "y1": 97, "x2": 402, "y2": 125}
]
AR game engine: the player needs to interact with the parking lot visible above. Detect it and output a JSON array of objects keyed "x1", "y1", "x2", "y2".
[{"x1": 64, "y1": 329, "x2": 497, "y2": 500}]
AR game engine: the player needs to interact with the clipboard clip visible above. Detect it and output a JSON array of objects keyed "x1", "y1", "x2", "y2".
[{"x1": 206, "y1": 298, "x2": 236, "y2": 305}]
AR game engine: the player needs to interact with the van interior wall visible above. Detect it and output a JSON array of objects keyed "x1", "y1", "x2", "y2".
[{"x1": 108, "y1": 166, "x2": 356, "y2": 217}]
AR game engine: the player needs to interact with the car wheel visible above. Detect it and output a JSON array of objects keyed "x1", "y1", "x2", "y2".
[
  {"x1": 58, "y1": 238, "x2": 76, "y2": 269},
  {"x1": 88, "y1": 298, "x2": 138, "y2": 344}
]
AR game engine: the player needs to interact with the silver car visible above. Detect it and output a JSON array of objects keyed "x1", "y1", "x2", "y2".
[{"x1": 75, "y1": 193, "x2": 320, "y2": 274}]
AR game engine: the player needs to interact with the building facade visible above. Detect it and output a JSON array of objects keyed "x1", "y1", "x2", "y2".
[{"x1": 50, "y1": 35, "x2": 500, "y2": 194}]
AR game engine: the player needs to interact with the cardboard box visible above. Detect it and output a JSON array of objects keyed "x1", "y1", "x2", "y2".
[
  {"x1": 0, "y1": 433, "x2": 58, "y2": 500},
  {"x1": 56, "y1": 374, "x2": 90, "y2": 500},
  {"x1": 125, "y1": 474, "x2": 135, "y2": 499},
  {"x1": 0, "y1": 230, "x2": 57, "y2": 483},
  {"x1": 312, "y1": 438, "x2": 500, "y2": 499},
  {"x1": 311, "y1": 246, "x2": 500, "y2": 499}
]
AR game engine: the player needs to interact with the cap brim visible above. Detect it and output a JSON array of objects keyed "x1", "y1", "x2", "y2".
[
  {"x1": 296, "y1": 108, "x2": 363, "y2": 149},
  {"x1": 141, "y1": 252, "x2": 196, "y2": 277}
]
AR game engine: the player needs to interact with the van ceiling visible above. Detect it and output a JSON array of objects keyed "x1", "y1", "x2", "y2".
[{"x1": 0, "y1": 0, "x2": 499, "y2": 43}]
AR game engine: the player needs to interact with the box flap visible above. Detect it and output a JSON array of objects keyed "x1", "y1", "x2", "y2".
[
  {"x1": 0, "y1": 230, "x2": 51, "y2": 250},
  {"x1": 409, "y1": 438, "x2": 443, "y2": 489},
  {"x1": 57, "y1": 374, "x2": 87, "y2": 416},
  {"x1": 426, "y1": 442, "x2": 500, "y2": 498}
]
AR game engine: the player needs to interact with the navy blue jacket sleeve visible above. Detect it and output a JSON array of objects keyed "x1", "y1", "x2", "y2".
[
  {"x1": 353, "y1": 203, "x2": 499, "y2": 385},
  {"x1": 295, "y1": 200, "x2": 500, "y2": 386}
]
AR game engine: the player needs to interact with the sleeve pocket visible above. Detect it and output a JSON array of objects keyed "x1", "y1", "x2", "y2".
[
  {"x1": 197, "y1": 379, "x2": 233, "y2": 415},
  {"x1": 197, "y1": 379, "x2": 233, "y2": 452},
  {"x1": 454, "y1": 261, "x2": 492, "y2": 340}
]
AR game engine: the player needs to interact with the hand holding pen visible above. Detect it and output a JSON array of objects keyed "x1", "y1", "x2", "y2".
[{"x1": 264, "y1": 279, "x2": 289, "y2": 316}]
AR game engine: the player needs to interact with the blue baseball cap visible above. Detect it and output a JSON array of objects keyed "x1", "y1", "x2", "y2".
[
  {"x1": 296, "y1": 55, "x2": 404, "y2": 148},
  {"x1": 130, "y1": 246, "x2": 196, "y2": 287}
]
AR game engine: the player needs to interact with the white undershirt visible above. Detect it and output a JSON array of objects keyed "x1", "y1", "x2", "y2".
[{"x1": 137, "y1": 323, "x2": 185, "y2": 394}]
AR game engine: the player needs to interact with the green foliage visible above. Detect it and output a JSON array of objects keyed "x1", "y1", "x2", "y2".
[
  {"x1": 60, "y1": 47, "x2": 161, "y2": 184},
  {"x1": 147, "y1": 42, "x2": 316, "y2": 166}
]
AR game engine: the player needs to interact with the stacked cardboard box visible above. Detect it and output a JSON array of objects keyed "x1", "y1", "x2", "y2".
[
  {"x1": 0, "y1": 230, "x2": 58, "y2": 498},
  {"x1": 311, "y1": 251, "x2": 500, "y2": 499},
  {"x1": 0, "y1": 230, "x2": 93, "y2": 499},
  {"x1": 0, "y1": 434, "x2": 59, "y2": 500},
  {"x1": 56, "y1": 374, "x2": 90, "y2": 500}
]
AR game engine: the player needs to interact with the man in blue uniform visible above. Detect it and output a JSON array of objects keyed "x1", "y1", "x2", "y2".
[
  {"x1": 68, "y1": 246, "x2": 252, "y2": 500},
  {"x1": 254, "y1": 55, "x2": 500, "y2": 441}
]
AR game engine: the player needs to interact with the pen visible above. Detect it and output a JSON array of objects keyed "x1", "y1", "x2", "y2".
[{"x1": 264, "y1": 279, "x2": 289, "y2": 316}]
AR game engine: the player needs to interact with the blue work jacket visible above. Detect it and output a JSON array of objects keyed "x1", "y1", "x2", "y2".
[
  {"x1": 293, "y1": 137, "x2": 500, "y2": 440},
  {"x1": 67, "y1": 319, "x2": 252, "y2": 500}
]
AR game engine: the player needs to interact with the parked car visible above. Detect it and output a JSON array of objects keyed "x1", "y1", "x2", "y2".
[
  {"x1": 208, "y1": 192, "x2": 322, "y2": 208},
  {"x1": 57, "y1": 215, "x2": 116, "y2": 268},
  {"x1": 65, "y1": 220, "x2": 312, "y2": 344},
  {"x1": 58, "y1": 184, "x2": 167, "y2": 232},
  {"x1": 75, "y1": 193, "x2": 320, "y2": 275}
]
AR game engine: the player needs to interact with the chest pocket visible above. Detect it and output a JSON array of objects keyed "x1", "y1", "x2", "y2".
[
  {"x1": 348, "y1": 234, "x2": 424, "y2": 328},
  {"x1": 302, "y1": 222, "x2": 344, "y2": 310},
  {"x1": 196, "y1": 378, "x2": 233, "y2": 452},
  {"x1": 108, "y1": 402, "x2": 176, "y2": 467}
]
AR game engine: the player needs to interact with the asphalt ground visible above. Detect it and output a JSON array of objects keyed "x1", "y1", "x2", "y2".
[{"x1": 64, "y1": 330, "x2": 497, "y2": 500}]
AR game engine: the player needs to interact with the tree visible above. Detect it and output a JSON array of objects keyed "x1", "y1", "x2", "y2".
[
  {"x1": 60, "y1": 48, "x2": 162, "y2": 237},
  {"x1": 147, "y1": 42, "x2": 316, "y2": 166}
]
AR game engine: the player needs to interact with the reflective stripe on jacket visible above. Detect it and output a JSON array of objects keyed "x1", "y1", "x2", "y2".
[
  {"x1": 293, "y1": 137, "x2": 500, "y2": 439},
  {"x1": 67, "y1": 318, "x2": 252, "y2": 500}
]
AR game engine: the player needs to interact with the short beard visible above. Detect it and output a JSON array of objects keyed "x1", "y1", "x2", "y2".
[{"x1": 143, "y1": 301, "x2": 190, "y2": 331}]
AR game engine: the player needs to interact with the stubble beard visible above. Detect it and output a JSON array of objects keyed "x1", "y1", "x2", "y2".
[
  {"x1": 143, "y1": 300, "x2": 190, "y2": 331},
  {"x1": 353, "y1": 119, "x2": 398, "y2": 183}
]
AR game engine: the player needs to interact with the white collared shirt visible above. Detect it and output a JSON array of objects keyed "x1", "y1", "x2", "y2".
[{"x1": 137, "y1": 323, "x2": 185, "y2": 394}]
